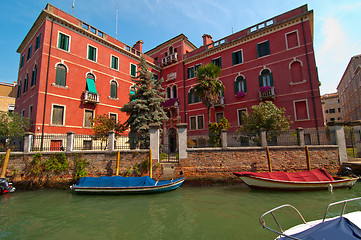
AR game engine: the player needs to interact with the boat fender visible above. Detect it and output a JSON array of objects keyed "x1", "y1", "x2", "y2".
[{"x1": 328, "y1": 184, "x2": 333, "y2": 193}]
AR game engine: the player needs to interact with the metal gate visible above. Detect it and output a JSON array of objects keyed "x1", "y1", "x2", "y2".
[{"x1": 160, "y1": 144, "x2": 179, "y2": 163}]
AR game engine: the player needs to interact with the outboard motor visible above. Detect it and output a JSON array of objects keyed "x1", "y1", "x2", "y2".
[{"x1": 0, "y1": 178, "x2": 15, "y2": 194}]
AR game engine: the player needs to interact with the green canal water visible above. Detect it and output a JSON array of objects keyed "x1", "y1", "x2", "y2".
[{"x1": 1, "y1": 182, "x2": 361, "y2": 240}]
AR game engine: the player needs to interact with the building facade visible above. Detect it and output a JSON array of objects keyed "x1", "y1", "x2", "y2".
[
  {"x1": 0, "y1": 82, "x2": 16, "y2": 113},
  {"x1": 337, "y1": 54, "x2": 361, "y2": 122},
  {"x1": 15, "y1": 4, "x2": 323, "y2": 150},
  {"x1": 321, "y1": 93, "x2": 342, "y2": 124}
]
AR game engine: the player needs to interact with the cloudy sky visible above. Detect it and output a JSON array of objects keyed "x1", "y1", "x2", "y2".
[{"x1": 1, "y1": 0, "x2": 361, "y2": 95}]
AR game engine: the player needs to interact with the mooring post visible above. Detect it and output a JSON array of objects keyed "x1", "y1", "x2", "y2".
[
  {"x1": 305, "y1": 146, "x2": 311, "y2": 171},
  {"x1": 266, "y1": 147, "x2": 272, "y2": 172}
]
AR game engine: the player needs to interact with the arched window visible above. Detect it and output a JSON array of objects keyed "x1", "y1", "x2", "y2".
[
  {"x1": 55, "y1": 64, "x2": 67, "y2": 86},
  {"x1": 110, "y1": 80, "x2": 117, "y2": 99},
  {"x1": 259, "y1": 69, "x2": 273, "y2": 87},
  {"x1": 188, "y1": 88, "x2": 201, "y2": 104},
  {"x1": 23, "y1": 74, "x2": 29, "y2": 93},
  {"x1": 130, "y1": 85, "x2": 136, "y2": 95},
  {"x1": 169, "y1": 46, "x2": 173, "y2": 55},
  {"x1": 17, "y1": 81, "x2": 22, "y2": 98},
  {"x1": 234, "y1": 76, "x2": 247, "y2": 94},
  {"x1": 86, "y1": 73, "x2": 97, "y2": 94},
  {"x1": 172, "y1": 85, "x2": 177, "y2": 98},
  {"x1": 31, "y1": 64, "x2": 37, "y2": 87},
  {"x1": 291, "y1": 61, "x2": 303, "y2": 83},
  {"x1": 166, "y1": 87, "x2": 171, "y2": 98}
]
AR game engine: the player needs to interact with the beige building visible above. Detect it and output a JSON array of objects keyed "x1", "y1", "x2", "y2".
[
  {"x1": 337, "y1": 54, "x2": 361, "y2": 121},
  {"x1": 321, "y1": 92, "x2": 342, "y2": 124},
  {"x1": 0, "y1": 82, "x2": 17, "y2": 113}
]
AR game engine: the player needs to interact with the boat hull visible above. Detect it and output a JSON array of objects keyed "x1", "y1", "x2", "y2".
[
  {"x1": 71, "y1": 178, "x2": 184, "y2": 194},
  {"x1": 236, "y1": 175, "x2": 358, "y2": 191}
]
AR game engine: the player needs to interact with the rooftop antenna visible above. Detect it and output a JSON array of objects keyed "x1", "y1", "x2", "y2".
[
  {"x1": 72, "y1": 0, "x2": 75, "y2": 16},
  {"x1": 116, "y1": 7, "x2": 118, "y2": 39}
]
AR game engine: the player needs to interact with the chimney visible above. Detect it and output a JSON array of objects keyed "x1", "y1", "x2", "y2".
[
  {"x1": 133, "y1": 40, "x2": 143, "y2": 52},
  {"x1": 202, "y1": 34, "x2": 213, "y2": 46}
]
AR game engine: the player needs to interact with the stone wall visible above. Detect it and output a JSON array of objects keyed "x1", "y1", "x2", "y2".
[{"x1": 171, "y1": 146, "x2": 340, "y2": 181}]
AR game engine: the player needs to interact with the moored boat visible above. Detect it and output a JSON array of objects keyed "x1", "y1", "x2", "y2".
[
  {"x1": 70, "y1": 176, "x2": 184, "y2": 194},
  {"x1": 0, "y1": 178, "x2": 15, "y2": 194},
  {"x1": 259, "y1": 197, "x2": 361, "y2": 239},
  {"x1": 233, "y1": 169, "x2": 359, "y2": 191}
]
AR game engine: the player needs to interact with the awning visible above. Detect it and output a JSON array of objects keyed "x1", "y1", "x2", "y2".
[{"x1": 86, "y1": 78, "x2": 98, "y2": 94}]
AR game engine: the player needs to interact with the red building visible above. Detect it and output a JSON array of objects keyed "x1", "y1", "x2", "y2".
[{"x1": 15, "y1": 4, "x2": 323, "y2": 148}]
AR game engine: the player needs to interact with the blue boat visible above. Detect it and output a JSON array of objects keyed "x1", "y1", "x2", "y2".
[{"x1": 70, "y1": 176, "x2": 184, "y2": 194}]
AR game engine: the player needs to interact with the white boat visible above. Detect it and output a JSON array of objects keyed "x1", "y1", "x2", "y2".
[
  {"x1": 259, "y1": 197, "x2": 361, "y2": 239},
  {"x1": 233, "y1": 169, "x2": 359, "y2": 191}
]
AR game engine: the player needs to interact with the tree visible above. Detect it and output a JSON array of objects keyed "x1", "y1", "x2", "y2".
[
  {"x1": 120, "y1": 56, "x2": 168, "y2": 148},
  {"x1": 90, "y1": 114, "x2": 126, "y2": 150},
  {"x1": 239, "y1": 101, "x2": 292, "y2": 134},
  {"x1": 194, "y1": 63, "x2": 224, "y2": 123},
  {"x1": 0, "y1": 111, "x2": 31, "y2": 150},
  {"x1": 208, "y1": 117, "x2": 230, "y2": 147}
]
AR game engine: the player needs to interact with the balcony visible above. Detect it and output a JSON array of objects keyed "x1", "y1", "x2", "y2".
[
  {"x1": 162, "y1": 53, "x2": 178, "y2": 66},
  {"x1": 162, "y1": 98, "x2": 179, "y2": 109},
  {"x1": 259, "y1": 86, "x2": 275, "y2": 100},
  {"x1": 214, "y1": 96, "x2": 225, "y2": 108},
  {"x1": 82, "y1": 91, "x2": 99, "y2": 104}
]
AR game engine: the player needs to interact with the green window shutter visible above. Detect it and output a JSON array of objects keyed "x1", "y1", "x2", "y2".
[
  {"x1": 238, "y1": 51, "x2": 242, "y2": 64},
  {"x1": 56, "y1": 66, "x2": 66, "y2": 86},
  {"x1": 219, "y1": 58, "x2": 222, "y2": 68},
  {"x1": 259, "y1": 75, "x2": 263, "y2": 87},
  {"x1": 110, "y1": 83, "x2": 117, "y2": 98},
  {"x1": 188, "y1": 91, "x2": 192, "y2": 104},
  {"x1": 270, "y1": 72, "x2": 274, "y2": 86},
  {"x1": 64, "y1": 35, "x2": 69, "y2": 51},
  {"x1": 17, "y1": 83, "x2": 21, "y2": 98},
  {"x1": 131, "y1": 64, "x2": 136, "y2": 76},
  {"x1": 257, "y1": 44, "x2": 260, "y2": 58},
  {"x1": 58, "y1": 34, "x2": 62, "y2": 48},
  {"x1": 232, "y1": 52, "x2": 236, "y2": 65},
  {"x1": 86, "y1": 78, "x2": 98, "y2": 94},
  {"x1": 243, "y1": 79, "x2": 247, "y2": 93},
  {"x1": 266, "y1": 41, "x2": 270, "y2": 55},
  {"x1": 234, "y1": 81, "x2": 238, "y2": 94}
]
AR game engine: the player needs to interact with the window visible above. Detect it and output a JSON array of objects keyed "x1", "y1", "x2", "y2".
[
  {"x1": 111, "y1": 55, "x2": 119, "y2": 70},
  {"x1": 166, "y1": 87, "x2": 171, "y2": 98},
  {"x1": 212, "y1": 57, "x2": 222, "y2": 68},
  {"x1": 20, "y1": 55, "x2": 25, "y2": 68},
  {"x1": 87, "y1": 45, "x2": 97, "y2": 61},
  {"x1": 294, "y1": 100, "x2": 309, "y2": 121},
  {"x1": 109, "y1": 113, "x2": 117, "y2": 123},
  {"x1": 190, "y1": 115, "x2": 204, "y2": 130},
  {"x1": 55, "y1": 64, "x2": 67, "y2": 86},
  {"x1": 153, "y1": 74, "x2": 159, "y2": 81},
  {"x1": 110, "y1": 80, "x2": 117, "y2": 98},
  {"x1": 84, "y1": 110, "x2": 94, "y2": 128},
  {"x1": 52, "y1": 105, "x2": 65, "y2": 125},
  {"x1": 130, "y1": 85, "x2": 136, "y2": 95},
  {"x1": 35, "y1": 33, "x2": 41, "y2": 51},
  {"x1": 27, "y1": 45, "x2": 32, "y2": 61},
  {"x1": 338, "y1": 108, "x2": 341, "y2": 113},
  {"x1": 86, "y1": 73, "x2": 97, "y2": 94},
  {"x1": 17, "y1": 81, "x2": 21, "y2": 98},
  {"x1": 290, "y1": 61, "x2": 303, "y2": 83},
  {"x1": 21, "y1": 109, "x2": 25, "y2": 118},
  {"x1": 232, "y1": 50, "x2": 243, "y2": 65},
  {"x1": 187, "y1": 66, "x2": 195, "y2": 79},
  {"x1": 238, "y1": 109, "x2": 247, "y2": 126},
  {"x1": 188, "y1": 88, "x2": 201, "y2": 104},
  {"x1": 259, "y1": 69, "x2": 273, "y2": 87},
  {"x1": 329, "y1": 108, "x2": 336, "y2": 114},
  {"x1": 194, "y1": 64, "x2": 202, "y2": 73},
  {"x1": 58, "y1": 32, "x2": 70, "y2": 51},
  {"x1": 172, "y1": 85, "x2": 177, "y2": 98},
  {"x1": 330, "y1": 118, "x2": 335, "y2": 121},
  {"x1": 325, "y1": 110, "x2": 329, "y2": 113},
  {"x1": 130, "y1": 63, "x2": 137, "y2": 77},
  {"x1": 23, "y1": 74, "x2": 28, "y2": 93},
  {"x1": 31, "y1": 65, "x2": 37, "y2": 87},
  {"x1": 216, "y1": 112, "x2": 224, "y2": 123},
  {"x1": 29, "y1": 105, "x2": 33, "y2": 119},
  {"x1": 234, "y1": 76, "x2": 247, "y2": 94},
  {"x1": 257, "y1": 40, "x2": 270, "y2": 58},
  {"x1": 286, "y1": 31, "x2": 299, "y2": 49}
]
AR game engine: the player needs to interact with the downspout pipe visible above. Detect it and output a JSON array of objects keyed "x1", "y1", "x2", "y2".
[
  {"x1": 41, "y1": 17, "x2": 54, "y2": 150},
  {"x1": 302, "y1": 17, "x2": 320, "y2": 144}
]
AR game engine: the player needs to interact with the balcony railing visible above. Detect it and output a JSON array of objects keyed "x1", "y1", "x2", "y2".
[
  {"x1": 82, "y1": 91, "x2": 99, "y2": 104},
  {"x1": 214, "y1": 96, "x2": 225, "y2": 108},
  {"x1": 259, "y1": 86, "x2": 275, "y2": 100},
  {"x1": 162, "y1": 53, "x2": 178, "y2": 66}
]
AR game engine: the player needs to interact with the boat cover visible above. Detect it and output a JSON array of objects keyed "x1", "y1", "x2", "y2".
[
  {"x1": 279, "y1": 217, "x2": 361, "y2": 240},
  {"x1": 75, "y1": 176, "x2": 169, "y2": 188},
  {"x1": 233, "y1": 169, "x2": 335, "y2": 182}
]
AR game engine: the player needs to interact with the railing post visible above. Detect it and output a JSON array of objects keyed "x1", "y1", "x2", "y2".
[
  {"x1": 328, "y1": 121, "x2": 347, "y2": 163},
  {"x1": 221, "y1": 129, "x2": 227, "y2": 149},
  {"x1": 177, "y1": 123, "x2": 188, "y2": 160},
  {"x1": 352, "y1": 121, "x2": 361, "y2": 157},
  {"x1": 23, "y1": 132, "x2": 33, "y2": 153},
  {"x1": 296, "y1": 127, "x2": 305, "y2": 147},
  {"x1": 66, "y1": 132, "x2": 74, "y2": 153},
  {"x1": 149, "y1": 124, "x2": 160, "y2": 163},
  {"x1": 108, "y1": 131, "x2": 115, "y2": 152},
  {"x1": 260, "y1": 128, "x2": 267, "y2": 147}
]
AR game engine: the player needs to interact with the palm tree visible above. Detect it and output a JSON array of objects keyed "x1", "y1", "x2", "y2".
[{"x1": 194, "y1": 63, "x2": 224, "y2": 123}]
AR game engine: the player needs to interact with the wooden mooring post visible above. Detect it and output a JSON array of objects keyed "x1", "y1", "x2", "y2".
[{"x1": 266, "y1": 147, "x2": 272, "y2": 172}]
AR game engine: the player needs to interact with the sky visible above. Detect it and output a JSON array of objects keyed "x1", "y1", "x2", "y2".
[{"x1": 1, "y1": 0, "x2": 361, "y2": 95}]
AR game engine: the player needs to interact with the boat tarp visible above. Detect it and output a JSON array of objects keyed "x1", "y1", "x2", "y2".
[
  {"x1": 233, "y1": 169, "x2": 335, "y2": 182},
  {"x1": 75, "y1": 176, "x2": 161, "y2": 188},
  {"x1": 279, "y1": 217, "x2": 361, "y2": 240}
]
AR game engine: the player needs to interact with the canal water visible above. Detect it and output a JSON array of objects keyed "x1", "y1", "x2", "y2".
[{"x1": 1, "y1": 182, "x2": 361, "y2": 240}]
